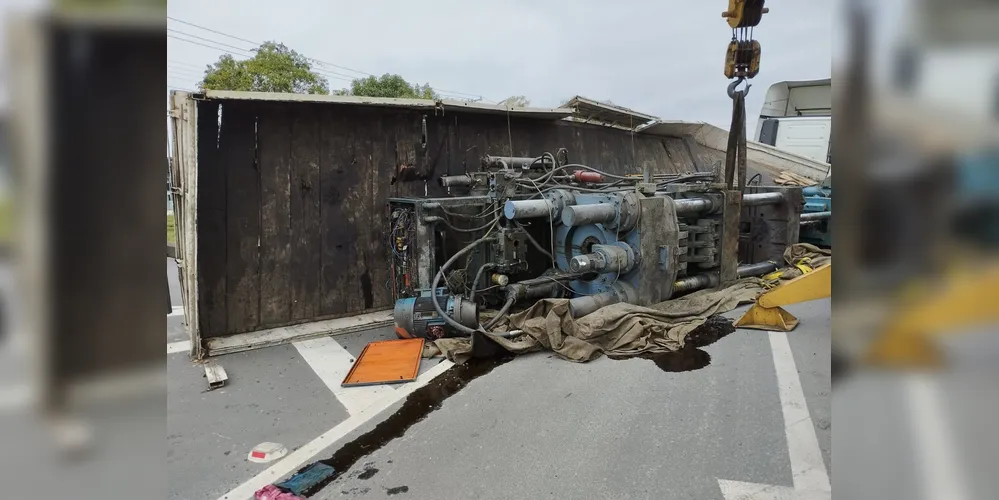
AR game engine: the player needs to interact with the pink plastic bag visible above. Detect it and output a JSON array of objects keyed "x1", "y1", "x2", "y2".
[{"x1": 254, "y1": 484, "x2": 305, "y2": 500}]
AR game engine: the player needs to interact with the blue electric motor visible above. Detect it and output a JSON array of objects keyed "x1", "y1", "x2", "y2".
[{"x1": 393, "y1": 288, "x2": 479, "y2": 340}]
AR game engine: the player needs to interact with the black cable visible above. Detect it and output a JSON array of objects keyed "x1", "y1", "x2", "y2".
[
  {"x1": 469, "y1": 263, "x2": 496, "y2": 303},
  {"x1": 483, "y1": 295, "x2": 516, "y2": 330},
  {"x1": 430, "y1": 219, "x2": 500, "y2": 335},
  {"x1": 435, "y1": 215, "x2": 500, "y2": 233},
  {"x1": 513, "y1": 221, "x2": 555, "y2": 262},
  {"x1": 438, "y1": 203, "x2": 498, "y2": 220}
]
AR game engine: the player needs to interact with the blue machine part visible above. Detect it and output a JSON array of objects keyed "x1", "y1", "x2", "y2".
[
  {"x1": 954, "y1": 150, "x2": 999, "y2": 246},
  {"x1": 393, "y1": 288, "x2": 477, "y2": 339},
  {"x1": 553, "y1": 192, "x2": 641, "y2": 296},
  {"x1": 801, "y1": 180, "x2": 832, "y2": 248},
  {"x1": 957, "y1": 150, "x2": 999, "y2": 202}
]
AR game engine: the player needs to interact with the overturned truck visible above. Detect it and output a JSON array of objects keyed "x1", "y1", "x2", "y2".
[{"x1": 169, "y1": 91, "x2": 828, "y2": 357}]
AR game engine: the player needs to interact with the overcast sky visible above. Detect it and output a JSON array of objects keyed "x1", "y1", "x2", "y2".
[{"x1": 167, "y1": 0, "x2": 832, "y2": 130}]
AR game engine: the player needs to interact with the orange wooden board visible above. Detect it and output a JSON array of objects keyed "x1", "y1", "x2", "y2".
[{"x1": 341, "y1": 338, "x2": 425, "y2": 387}]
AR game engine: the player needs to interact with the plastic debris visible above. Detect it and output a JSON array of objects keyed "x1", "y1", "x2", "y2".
[
  {"x1": 274, "y1": 462, "x2": 337, "y2": 496},
  {"x1": 254, "y1": 484, "x2": 304, "y2": 500}
]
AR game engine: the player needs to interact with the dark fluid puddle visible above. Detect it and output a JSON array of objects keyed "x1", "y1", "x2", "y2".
[
  {"x1": 301, "y1": 355, "x2": 514, "y2": 496},
  {"x1": 611, "y1": 314, "x2": 736, "y2": 373}
]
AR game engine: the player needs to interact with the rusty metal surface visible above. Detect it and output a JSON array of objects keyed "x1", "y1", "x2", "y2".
[
  {"x1": 719, "y1": 190, "x2": 743, "y2": 285},
  {"x1": 197, "y1": 90, "x2": 574, "y2": 120},
  {"x1": 738, "y1": 186, "x2": 803, "y2": 265}
]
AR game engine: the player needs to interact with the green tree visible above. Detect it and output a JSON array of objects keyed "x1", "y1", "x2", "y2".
[
  {"x1": 345, "y1": 74, "x2": 439, "y2": 99},
  {"x1": 499, "y1": 95, "x2": 531, "y2": 107},
  {"x1": 200, "y1": 41, "x2": 329, "y2": 94}
]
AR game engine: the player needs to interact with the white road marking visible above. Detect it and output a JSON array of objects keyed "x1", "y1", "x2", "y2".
[
  {"x1": 293, "y1": 336, "x2": 398, "y2": 415},
  {"x1": 717, "y1": 479, "x2": 793, "y2": 500},
  {"x1": 218, "y1": 359, "x2": 454, "y2": 500},
  {"x1": 167, "y1": 306, "x2": 185, "y2": 318},
  {"x1": 718, "y1": 332, "x2": 830, "y2": 500},
  {"x1": 167, "y1": 340, "x2": 191, "y2": 354},
  {"x1": 905, "y1": 373, "x2": 970, "y2": 500}
]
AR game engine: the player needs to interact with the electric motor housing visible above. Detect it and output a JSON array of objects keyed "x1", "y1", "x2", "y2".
[{"x1": 393, "y1": 289, "x2": 478, "y2": 340}]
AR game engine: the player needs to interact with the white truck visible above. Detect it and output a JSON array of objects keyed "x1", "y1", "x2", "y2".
[{"x1": 753, "y1": 78, "x2": 832, "y2": 164}]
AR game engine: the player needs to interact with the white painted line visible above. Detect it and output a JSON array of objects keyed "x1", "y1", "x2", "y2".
[
  {"x1": 293, "y1": 337, "x2": 397, "y2": 416},
  {"x1": 167, "y1": 306, "x2": 185, "y2": 318},
  {"x1": 167, "y1": 340, "x2": 191, "y2": 354},
  {"x1": 905, "y1": 373, "x2": 970, "y2": 500},
  {"x1": 769, "y1": 331, "x2": 830, "y2": 498},
  {"x1": 218, "y1": 359, "x2": 454, "y2": 500},
  {"x1": 718, "y1": 331, "x2": 831, "y2": 500},
  {"x1": 717, "y1": 479, "x2": 793, "y2": 500}
]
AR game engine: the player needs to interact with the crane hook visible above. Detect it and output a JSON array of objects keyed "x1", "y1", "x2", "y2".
[{"x1": 727, "y1": 77, "x2": 752, "y2": 99}]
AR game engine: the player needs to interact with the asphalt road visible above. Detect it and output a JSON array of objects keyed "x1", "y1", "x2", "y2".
[
  {"x1": 166, "y1": 258, "x2": 831, "y2": 499},
  {"x1": 312, "y1": 299, "x2": 832, "y2": 500}
]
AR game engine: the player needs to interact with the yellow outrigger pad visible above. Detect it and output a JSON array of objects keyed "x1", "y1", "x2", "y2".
[
  {"x1": 735, "y1": 304, "x2": 799, "y2": 331},
  {"x1": 735, "y1": 264, "x2": 831, "y2": 331}
]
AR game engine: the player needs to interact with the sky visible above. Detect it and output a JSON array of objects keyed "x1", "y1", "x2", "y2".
[{"x1": 167, "y1": 0, "x2": 833, "y2": 130}]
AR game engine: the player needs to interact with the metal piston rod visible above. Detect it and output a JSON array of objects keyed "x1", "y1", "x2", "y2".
[
  {"x1": 672, "y1": 261, "x2": 780, "y2": 294},
  {"x1": 669, "y1": 191, "x2": 784, "y2": 216}
]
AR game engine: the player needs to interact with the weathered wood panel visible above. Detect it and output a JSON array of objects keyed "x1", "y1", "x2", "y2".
[
  {"x1": 197, "y1": 101, "x2": 227, "y2": 337},
  {"x1": 318, "y1": 105, "x2": 355, "y2": 316},
  {"x1": 221, "y1": 104, "x2": 261, "y2": 333},
  {"x1": 257, "y1": 103, "x2": 292, "y2": 325},
  {"x1": 197, "y1": 100, "x2": 718, "y2": 338},
  {"x1": 289, "y1": 104, "x2": 323, "y2": 321}
]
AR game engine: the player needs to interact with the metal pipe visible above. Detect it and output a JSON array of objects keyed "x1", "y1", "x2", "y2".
[
  {"x1": 438, "y1": 175, "x2": 473, "y2": 188},
  {"x1": 561, "y1": 203, "x2": 617, "y2": 226},
  {"x1": 800, "y1": 211, "x2": 831, "y2": 222},
  {"x1": 671, "y1": 197, "x2": 715, "y2": 215},
  {"x1": 737, "y1": 261, "x2": 779, "y2": 277},
  {"x1": 504, "y1": 199, "x2": 552, "y2": 220},
  {"x1": 671, "y1": 274, "x2": 718, "y2": 294},
  {"x1": 482, "y1": 155, "x2": 553, "y2": 171},
  {"x1": 568, "y1": 283, "x2": 637, "y2": 318},
  {"x1": 672, "y1": 260, "x2": 781, "y2": 295},
  {"x1": 742, "y1": 192, "x2": 785, "y2": 206}
]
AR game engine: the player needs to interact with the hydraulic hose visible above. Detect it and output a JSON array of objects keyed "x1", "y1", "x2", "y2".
[
  {"x1": 513, "y1": 221, "x2": 555, "y2": 262},
  {"x1": 483, "y1": 295, "x2": 516, "y2": 330},
  {"x1": 469, "y1": 263, "x2": 496, "y2": 303},
  {"x1": 430, "y1": 214, "x2": 500, "y2": 233},
  {"x1": 430, "y1": 218, "x2": 500, "y2": 336}
]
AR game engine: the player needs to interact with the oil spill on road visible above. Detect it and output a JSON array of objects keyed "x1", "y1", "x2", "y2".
[
  {"x1": 302, "y1": 355, "x2": 514, "y2": 496},
  {"x1": 610, "y1": 315, "x2": 736, "y2": 373},
  {"x1": 356, "y1": 466, "x2": 378, "y2": 480},
  {"x1": 385, "y1": 485, "x2": 410, "y2": 495},
  {"x1": 636, "y1": 348, "x2": 712, "y2": 372}
]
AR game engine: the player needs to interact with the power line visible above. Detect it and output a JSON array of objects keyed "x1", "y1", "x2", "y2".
[
  {"x1": 168, "y1": 59, "x2": 204, "y2": 70},
  {"x1": 168, "y1": 16, "x2": 373, "y2": 78},
  {"x1": 166, "y1": 16, "x2": 487, "y2": 100},
  {"x1": 167, "y1": 16, "x2": 257, "y2": 45},
  {"x1": 167, "y1": 28, "x2": 255, "y2": 54},
  {"x1": 168, "y1": 34, "x2": 254, "y2": 57},
  {"x1": 167, "y1": 64, "x2": 203, "y2": 75}
]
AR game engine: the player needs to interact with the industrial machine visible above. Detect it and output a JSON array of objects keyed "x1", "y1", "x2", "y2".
[{"x1": 389, "y1": 151, "x2": 803, "y2": 339}]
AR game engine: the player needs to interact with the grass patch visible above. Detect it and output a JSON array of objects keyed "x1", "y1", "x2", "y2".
[{"x1": 167, "y1": 213, "x2": 176, "y2": 245}]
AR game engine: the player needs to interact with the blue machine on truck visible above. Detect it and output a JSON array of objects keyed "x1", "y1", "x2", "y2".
[{"x1": 799, "y1": 175, "x2": 831, "y2": 248}]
